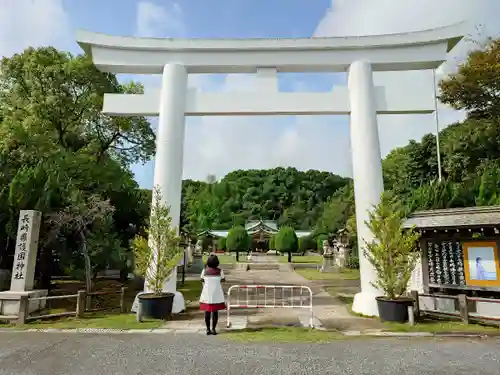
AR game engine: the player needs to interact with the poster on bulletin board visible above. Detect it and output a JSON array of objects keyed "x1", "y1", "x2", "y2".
[{"x1": 462, "y1": 241, "x2": 500, "y2": 287}]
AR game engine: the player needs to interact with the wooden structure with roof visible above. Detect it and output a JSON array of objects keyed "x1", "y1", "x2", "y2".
[{"x1": 403, "y1": 206, "x2": 500, "y2": 295}]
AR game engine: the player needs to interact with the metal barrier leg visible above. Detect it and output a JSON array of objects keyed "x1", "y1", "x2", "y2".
[
  {"x1": 309, "y1": 289, "x2": 314, "y2": 328},
  {"x1": 226, "y1": 305, "x2": 232, "y2": 328},
  {"x1": 226, "y1": 286, "x2": 233, "y2": 328}
]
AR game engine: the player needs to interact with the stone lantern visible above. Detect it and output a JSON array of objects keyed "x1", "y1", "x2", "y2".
[
  {"x1": 335, "y1": 228, "x2": 351, "y2": 269},
  {"x1": 320, "y1": 240, "x2": 335, "y2": 273}
]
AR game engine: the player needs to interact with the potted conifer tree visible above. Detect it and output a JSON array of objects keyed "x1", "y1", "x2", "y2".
[
  {"x1": 132, "y1": 186, "x2": 183, "y2": 320},
  {"x1": 364, "y1": 192, "x2": 421, "y2": 323}
]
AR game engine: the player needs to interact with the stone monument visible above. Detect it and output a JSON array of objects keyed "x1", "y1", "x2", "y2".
[
  {"x1": 0, "y1": 210, "x2": 48, "y2": 316},
  {"x1": 320, "y1": 240, "x2": 335, "y2": 273}
]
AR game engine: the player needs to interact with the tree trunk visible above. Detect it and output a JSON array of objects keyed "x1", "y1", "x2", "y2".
[
  {"x1": 119, "y1": 268, "x2": 128, "y2": 282},
  {"x1": 80, "y1": 231, "x2": 93, "y2": 310},
  {"x1": 37, "y1": 245, "x2": 53, "y2": 290},
  {"x1": 288, "y1": 251, "x2": 292, "y2": 263},
  {"x1": 236, "y1": 251, "x2": 239, "y2": 262}
]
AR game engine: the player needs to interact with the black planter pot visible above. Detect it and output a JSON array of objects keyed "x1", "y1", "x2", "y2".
[
  {"x1": 376, "y1": 296, "x2": 414, "y2": 323},
  {"x1": 138, "y1": 292, "x2": 175, "y2": 320}
]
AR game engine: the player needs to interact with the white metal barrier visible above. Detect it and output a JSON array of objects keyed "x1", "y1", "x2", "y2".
[{"x1": 226, "y1": 285, "x2": 314, "y2": 328}]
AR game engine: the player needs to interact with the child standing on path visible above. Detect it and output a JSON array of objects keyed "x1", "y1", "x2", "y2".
[{"x1": 200, "y1": 254, "x2": 226, "y2": 335}]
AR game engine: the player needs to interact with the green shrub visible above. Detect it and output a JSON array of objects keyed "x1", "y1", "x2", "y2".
[
  {"x1": 217, "y1": 237, "x2": 226, "y2": 251},
  {"x1": 275, "y1": 226, "x2": 298, "y2": 263},
  {"x1": 345, "y1": 254, "x2": 359, "y2": 269},
  {"x1": 226, "y1": 226, "x2": 250, "y2": 261}
]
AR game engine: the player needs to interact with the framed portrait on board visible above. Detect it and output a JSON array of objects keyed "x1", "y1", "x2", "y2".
[{"x1": 463, "y1": 242, "x2": 500, "y2": 287}]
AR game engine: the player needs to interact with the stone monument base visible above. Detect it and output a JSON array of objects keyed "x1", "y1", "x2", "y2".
[
  {"x1": 0, "y1": 289, "x2": 48, "y2": 316},
  {"x1": 320, "y1": 256, "x2": 336, "y2": 273}
]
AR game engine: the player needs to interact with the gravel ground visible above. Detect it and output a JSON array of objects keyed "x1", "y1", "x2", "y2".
[{"x1": 1, "y1": 332, "x2": 500, "y2": 375}]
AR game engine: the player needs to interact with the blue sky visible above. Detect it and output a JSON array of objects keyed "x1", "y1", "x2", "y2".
[
  {"x1": 64, "y1": 0, "x2": 329, "y2": 41},
  {"x1": 1, "y1": 0, "x2": 494, "y2": 188}
]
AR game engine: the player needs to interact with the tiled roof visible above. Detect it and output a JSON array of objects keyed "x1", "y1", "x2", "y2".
[
  {"x1": 296, "y1": 231, "x2": 312, "y2": 238},
  {"x1": 245, "y1": 220, "x2": 278, "y2": 231},
  {"x1": 403, "y1": 206, "x2": 500, "y2": 229}
]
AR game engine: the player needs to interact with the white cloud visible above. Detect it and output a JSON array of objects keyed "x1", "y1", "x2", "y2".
[
  {"x1": 315, "y1": 0, "x2": 500, "y2": 158},
  {"x1": 136, "y1": 1, "x2": 185, "y2": 37},
  {"x1": 0, "y1": 0, "x2": 71, "y2": 58}
]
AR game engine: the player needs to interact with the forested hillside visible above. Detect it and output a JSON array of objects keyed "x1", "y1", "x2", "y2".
[{"x1": 181, "y1": 168, "x2": 350, "y2": 233}]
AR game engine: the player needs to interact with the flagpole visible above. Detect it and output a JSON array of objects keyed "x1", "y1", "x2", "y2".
[{"x1": 432, "y1": 69, "x2": 443, "y2": 182}]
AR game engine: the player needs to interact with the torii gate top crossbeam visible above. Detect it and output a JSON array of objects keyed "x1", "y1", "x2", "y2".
[{"x1": 77, "y1": 22, "x2": 466, "y2": 74}]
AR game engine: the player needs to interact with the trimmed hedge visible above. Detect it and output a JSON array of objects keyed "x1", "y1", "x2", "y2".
[
  {"x1": 275, "y1": 227, "x2": 298, "y2": 263},
  {"x1": 298, "y1": 236, "x2": 315, "y2": 254},
  {"x1": 226, "y1": 226, "x2": 250, "y2": 261}
]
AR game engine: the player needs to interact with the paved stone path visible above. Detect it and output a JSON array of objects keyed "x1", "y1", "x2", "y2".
[
  {"x1": 169, "y1": 255, "x2": 382, "y2": 331},
  {"x1": 1, "y1": 332, "x2": 500, "y2": 374}
]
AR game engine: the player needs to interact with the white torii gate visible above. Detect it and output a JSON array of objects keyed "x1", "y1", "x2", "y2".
[{"x1": 77, "y1": 23, "x2": 465, "y2": 317}]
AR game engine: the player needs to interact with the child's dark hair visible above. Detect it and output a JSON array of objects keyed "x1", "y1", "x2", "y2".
[{"x1": 206, "y1": 254, "x2": 220, "y2": 269}]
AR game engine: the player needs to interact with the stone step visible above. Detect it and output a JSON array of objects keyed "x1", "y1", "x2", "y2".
[{"x1": 235, "y1": 263, "x2": 280, "y2": 271}]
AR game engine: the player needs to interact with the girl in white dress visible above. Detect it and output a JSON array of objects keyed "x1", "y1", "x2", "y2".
[{"x1": 200, "y1": 254, "x2": 226, "y2": 335}]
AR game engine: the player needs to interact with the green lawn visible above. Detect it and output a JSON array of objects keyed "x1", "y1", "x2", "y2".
[
  {"x1": 382, "y1": 319, "x2": 500, "y2": 333},
  {"x1": 279, "y1": 255, "x2": 323, "y2": 264},
  {"x1": 224, "y1": 327, "x2": 344, "y2": 343},
  {"x1": 203, "y1": 254, "x2": 253, "y2": 264},
  {"x1": 7, "y1": 312, "x2": 164, "y2": 330},
  {"x1": 296, "y1": 268, "x2": 360, "y2": 281},
  {"x1": 178, "y1": 280, "x2": 202, "y2": 303}
]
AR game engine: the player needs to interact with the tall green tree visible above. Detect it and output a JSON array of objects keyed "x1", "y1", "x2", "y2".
[
  {"x1": 226, "y1": 226, "x2": 250, "y2": 262},
  {"x1": 439, "y1": 38, "x2": 500, "y2": 120},
  {"x1": 0, "y1": 47, "x2": 154, "y2": 285},
  {"x1": 275, "y1": 226, "x2": 298, "y2": 263}
]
